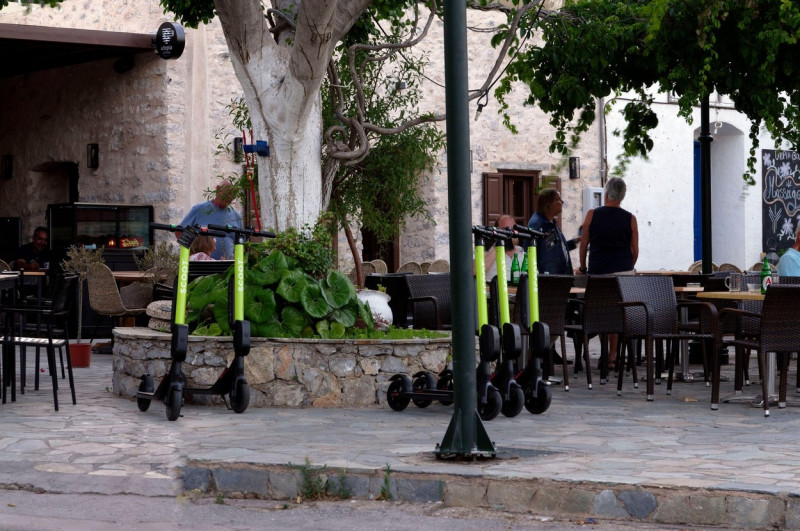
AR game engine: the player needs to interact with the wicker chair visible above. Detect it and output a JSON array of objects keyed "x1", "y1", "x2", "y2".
[
  {"x1": 427, "y1": 259, "x2": 450, "y2": 273},
  {"x1": 397, "y1": 261, "x2": 422, "y2": 274},
  {"x1": 405, "y1": 272, "x2": 450, "y2": 330},
  {"x1": 0, "y1": 259, "x2": 10, "y2": 271},
  {"x1": 617, "y1": 275, "x2": 720, "y2": 402},
  {"x1": 419, "y1": 261, "x2": 432, "y2": 274},
  {"x1": 564, "y1": 275, "x2": 628, "y2": 389},
  {"x1": 87, "y1": 264, "x2": 150, "y2": 329},
  {"x1": 511, "y1": 274, "x2": 574, "y2": 390},
  {"x1": 369, "y1": 259, "x2": 388, "y2": 274},
  {"x1": 689, "y1": 260, "x2": 719, "y2": 273},
  {"x1": 750, "y1": 262, "x2": 777, "y2": 272},
  {"x1": 718, "y1": 263, "x2": 742, "y2": 273},
  {"x1": 719, "y1": 286, "x2": 800, "y2": 416}
]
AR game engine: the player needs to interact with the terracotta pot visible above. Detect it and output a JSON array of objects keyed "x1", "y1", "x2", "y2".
[{"x1": 70, "y1": 342, "x2": 91, "y2": 368}]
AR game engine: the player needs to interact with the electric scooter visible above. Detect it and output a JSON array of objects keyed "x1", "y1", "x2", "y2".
[
  {"x1": 136, "y1": 223, "x2": 274, "y2": 421},
  {"x1": 385, "y1": 225, "x2": 507, "y2": 421},
  {"x1": 511, "y1": 223, "x2": 553, "y2": 414}
]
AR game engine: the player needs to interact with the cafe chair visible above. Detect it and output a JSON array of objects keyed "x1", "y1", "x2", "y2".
[
  {"x1": 718, "y1": 263, "x2": 742, "y2": 273},
  {"x1": 419, "y1": 261, "x2": 432, "y2": 274},
  {"x1": 688, "y1": 260, "x2": 719, "y2": 273},
  {"x1": 0, "y1": 259, "x2": 10, "y2": 271},
  {"x1": 2, "y1": 274, "x2": 79, "y2": 411},
  {"x1": 405, "y1": 272, "x2": 451, "y2": 330},
  {"x1": 397, "y1": 261, "x2": 422, "y2": 274},
  {"x1": 617, "y1": 275, "x2": 719, "y2": 402},
  {"x1": 87, "y1": 263, "x2": 149, "y2": 331},
  {"x1": 427, "y1": 259, "x2": 450, "y2": 273},
  {"x1": 564, "y1": 275, "x2": 629, "y2": 389},
  {"x1": 719, "y1": 286, "x2": 800, "y2": 416},
  {"x1": 750, "y1": 262, "x2": 776, "y2": 273},
  {"x1": 369, "y1": 259, "x2": 388, "y2": 275}
]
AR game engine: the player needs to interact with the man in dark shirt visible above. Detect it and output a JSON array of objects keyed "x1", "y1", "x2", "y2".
[
  {"x1": 527, "y1": 189, "x2": 578, "y2": 275},
  {"x1": 13, "y1": 226, "x2": 51, "y2": 271}
]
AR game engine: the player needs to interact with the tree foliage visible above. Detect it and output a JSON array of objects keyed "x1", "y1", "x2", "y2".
[{"x1": 496, "y1": 0, "x2": 800, "y2": 182}]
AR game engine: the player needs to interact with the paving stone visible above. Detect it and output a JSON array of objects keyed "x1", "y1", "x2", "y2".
[
  {"x1": 444, "y1": 481, "x2": 487, "y2": 507},
  {"x1": 212, "y1": 468, "x2": 269, "y2": 496},
  {"x1": 395, "y1": 477, "x2": 444, "y2": 502},
  {"x1": 181, "y1": 466, "x2": 211, "y2": 492},
  {"x1": 486, "y1": 481, "x2": 535, "y2": 512},
  {"x1": 593, "y1": 489, "x2": 628, "y2": 518},
  {"x1": 618, "y1": 489, "x2": 657, "y2": 519},
  {"x1": 727, "y1": 496, "x2": 783, "y2": 529}
]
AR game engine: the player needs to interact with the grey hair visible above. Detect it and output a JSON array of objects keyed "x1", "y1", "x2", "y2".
[{"x1": 605, "y1": 177, "x2": 627, "y2": 202}]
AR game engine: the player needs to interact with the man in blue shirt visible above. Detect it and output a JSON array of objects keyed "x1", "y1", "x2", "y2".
[
  {"x1": 527, "y1": 189, "x2": 578, "y2": 275},
  {"x1": 179, "y1": 180, "x2": 242, "y2": 259},
  {"x1": 778, "y1": 225, "x2": 800, "y2": 277}
]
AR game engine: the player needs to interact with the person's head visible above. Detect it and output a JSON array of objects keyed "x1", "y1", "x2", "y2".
[
  {"x1": 605, "y1": 177, "x2": 627, "y2": 203},
  {"x1": 537, "y1": 189, "x2": 563, "y2": 220},
  {"x1": 190, "y1": 234, "x2": 216, "y2": 255},
  {"x1": 495, "y1": 215, "x2": 515, "y2": 231},
  {"x1": 212, "y1": 179, "x2": 236, "y2": 209},
  {"x1": 31, "y1": 226, "x2": 48, "y2": 252}
]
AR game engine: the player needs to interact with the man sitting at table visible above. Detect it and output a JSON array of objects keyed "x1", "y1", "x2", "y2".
[
  {"x1": 12, "y1": 226, "x2": 51, "y2": 271},
  {"x1": 778, "y1": 224, "x2": 800, "y2": 276}
]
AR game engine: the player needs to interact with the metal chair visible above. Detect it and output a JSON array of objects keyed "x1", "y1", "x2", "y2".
[
  {"x1": 617, "y1": 275, "x2": 719, "y2": 401},
  {"x1": 397, "y1": 261, "x2": 422, "y2": 274},
  {"x1": 2, "y1": 274, "x2": 79, "y2": 410},
  {"x1": 405, "y1": 273, "x2": 451, "y2": 330},
  {"x1": 427, "y1": 259, "x2": 450, "y2": 273},
  {"x1": 87, "y1": 263, "x2": 150, "y2": 330},
  {"x1": 719, "y1": 286, "x2": 800, "y2": 416}
]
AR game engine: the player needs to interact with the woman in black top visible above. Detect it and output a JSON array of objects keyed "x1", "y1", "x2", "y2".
[{"x1": 577, "y1": 177, "x2": 639, "y2": 369}]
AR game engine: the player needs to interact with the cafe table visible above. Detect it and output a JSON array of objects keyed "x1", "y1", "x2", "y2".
[
  {"x1": 695, "y1": 290, "x2": 778, "y2": 406},
  {"x1": 111, "y1": 270, "x2": 153, "y2": 286}
]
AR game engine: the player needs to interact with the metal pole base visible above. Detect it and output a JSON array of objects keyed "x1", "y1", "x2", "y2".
[{"x1": 435, "y1": 408, "x2": 497, "y2": 459}]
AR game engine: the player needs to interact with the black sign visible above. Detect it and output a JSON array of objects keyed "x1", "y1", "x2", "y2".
[
  {"x1": 762, "y1": 149, "x2": 800, "y2": 252},
  {"x1": 152, "y1": 22, "x2": 185, "y2": 60}
]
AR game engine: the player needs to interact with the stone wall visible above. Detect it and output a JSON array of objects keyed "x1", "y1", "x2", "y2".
[{"x1": 112, "y1": 327, "x2": 451, "y2": 408}]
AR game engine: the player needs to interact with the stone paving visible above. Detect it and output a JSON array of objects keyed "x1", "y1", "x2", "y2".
[{"x1": 2, "y1": 347, "x2": 800, "y2": 528}]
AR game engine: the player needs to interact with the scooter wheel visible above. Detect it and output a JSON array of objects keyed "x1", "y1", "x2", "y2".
[
  {"x1": 411, "y1": 372, "x2": 436, "y2": 408},
  {"x1": 166, "y1": 388, "x2": 183, "y2": 421},
  {"x1": 525, "y1": 382, "x2": 552, "y2": 415},
  {"x1": 436, "y1": 371, "x2": 454, "y2": 406},
  {"x1": 137, "y1": 374, "x2": 154, "y2": 412},
  {"x1": 479, "y1": 386, "x2": 502, "y2": 421},
  {"x1": 387, "y1": 378, "x2": 411, "y2": 411},
  {"x1": 231, "y1": 381, "x2": 250, "y2": 414},
  {"x1": 501, "y1": 385, "x2": 525, "y2": 418}
]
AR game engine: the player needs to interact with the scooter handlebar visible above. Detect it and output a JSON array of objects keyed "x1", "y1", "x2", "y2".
[
  {"x1": 151, "y1": 222, "x2": 184, "y2": 232},
  {"x1": 513, "y1": 224, "x2": 545, "y2": 239},
  {"x1": 208, "y1": 224, "x2": 276, "y2": 239},
  {"x1": 492, "y1": 226, "x2": 531, "y2": 241}
]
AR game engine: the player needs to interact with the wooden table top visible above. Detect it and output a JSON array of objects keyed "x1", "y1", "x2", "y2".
[
  {"x1": 111, "y1": 271, "x2": 153, "y2": 282},
  {"x1": 696, "y1": 290, "x2": 765, "y2": 301}
]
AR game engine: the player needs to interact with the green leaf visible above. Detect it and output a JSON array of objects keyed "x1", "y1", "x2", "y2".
[
  {"x1": 253, "y1": 250, "x2": 289, "y2": 285},
  {"x1": 358, "y1": 299, "x2": 375, "y2": 331},
  {"x1": 329, "y1": 321, "x2": 345, "y2": 339},
  {"x1": 211, "y1": 290, "x2": 231, "y2": 335},
  {"x1": 300, "y1": 283, "x2": 332, "y2": 319},
  {"x1": 330, "y1": 302, "x2": 357, "y2": 328},
  {"x1": 277, "y1": 270, "x2": 308, "y2": 303},
  {"x1": 244, "y1": 287, "x2": 276, "y2": 324},
  {"x1": 321, "y1": 270, "x2": 356, "y2": 308},
  {"x1": 316, "y1": 320, "x2": 331, "y2": 339}
]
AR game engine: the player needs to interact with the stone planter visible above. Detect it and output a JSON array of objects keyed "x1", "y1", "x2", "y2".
[
  {"x1": 112, "y1": 327, "x2": 451, "y2": 408},
  {"x1": 357, "y1": 289, "x2": 393, "y2": 330}
]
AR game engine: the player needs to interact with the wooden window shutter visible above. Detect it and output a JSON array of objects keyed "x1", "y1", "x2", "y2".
[{"x1": 483, "y1": 172, "x2": 503, "y2": 226}]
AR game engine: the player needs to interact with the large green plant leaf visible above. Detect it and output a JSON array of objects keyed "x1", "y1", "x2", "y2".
[
  {"x1": 261, "y1": 306, "x2": 305, "y2": 337},
  {"x1": 330, "y1": 301, "x2": 357, "y2": 328},
  {"x1": 316, "y1": 320, "x2": 331, "y2": 339},
  {"x1": 320, "y1": 270, "x2": 356, "y2": 308},
  {"x1": 246, "y1": 269, "x2": 277, "y2": 287},
  {"x1": 253, "y1": 250, "x2": 289, "y2": 285},
  {"x1": 300, "y1": 283, "x2": 332, "y2": 319},
  {"x1": 358, "y1": 299, "x2": 375, "y2": 331},
  {"x1": 329, "y1": 321, "x2": 345, "y2": 339},
  {"x1": 212, "y1": 290, "x2": 231, "y2": 335},
  {"x1": 277, "y1": 270, "x2": 308, "y2": 303},
  {"x1": 244, "y1": 287, "x2": 276, "y2": 324}
]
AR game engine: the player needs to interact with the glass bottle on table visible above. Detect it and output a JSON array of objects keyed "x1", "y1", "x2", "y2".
[
  {"x1": 521, "y1": 252, "x2": 528, "y2": 277},
  {"x1": 761, "y1": 256, "x2": 772, "y2": 294},
  {"x1": 510, "y1": 252, "x2": 520, "y2": 285}
]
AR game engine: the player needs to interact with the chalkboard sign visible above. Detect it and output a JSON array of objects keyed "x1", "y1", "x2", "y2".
[{"x1": 762, "y1": 149, "x2": 800, "y2": 252}]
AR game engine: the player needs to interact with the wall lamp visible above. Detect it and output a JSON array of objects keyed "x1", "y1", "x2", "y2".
[
  {"x1": 569, "y1": 156, "x2": 580, "y2": 180},
  {"x1": 87, "y1": 143, "x2": 99, "y2": 169}
]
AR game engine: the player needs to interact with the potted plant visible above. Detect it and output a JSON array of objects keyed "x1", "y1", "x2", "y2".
[
  {"x1": 60, "y1": 245, "x2": 105, "y2": 366},
  {"x1": 134, "y1": 240, "x2": 179, "y2": 286}
]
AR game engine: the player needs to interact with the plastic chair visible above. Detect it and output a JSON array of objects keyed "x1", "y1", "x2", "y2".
[
  {"x1": 405, "y1": 273, "x2": 451, "y2": 330},
  {"x1": 397, "y1": 261, "x2": 422, "y2": 274},
  {"x1": 617, "y1": 275, "x2": 719, "y2": 402},
  {"x1": 719, "y1": 286, "x2": 800, "y2": 416},
  {"x1": 427, "y1": 259, "x2": 450, "y2": 273}
]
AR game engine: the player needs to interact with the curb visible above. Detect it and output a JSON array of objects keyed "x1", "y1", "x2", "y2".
[{"x1": 183, "y1": 461, "x2": 798, "y2": 529}]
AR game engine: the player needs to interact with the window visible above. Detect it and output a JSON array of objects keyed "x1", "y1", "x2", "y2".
[{"x1": 482, "y1": 170, "x2": 560, "y2": 228}]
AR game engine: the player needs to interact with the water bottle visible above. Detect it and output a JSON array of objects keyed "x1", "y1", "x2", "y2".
[
  {"x1": 760, "y1": 256, "x2": 772, "y2": 294},
  {"x1": 510, "y1": 252, "x2": 520, "y2": 285}
]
